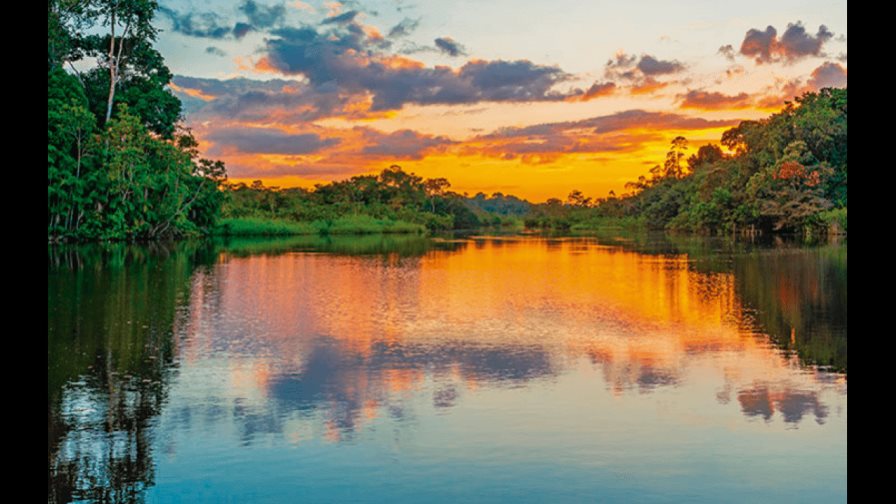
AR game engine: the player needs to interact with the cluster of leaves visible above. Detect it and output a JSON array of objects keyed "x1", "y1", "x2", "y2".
[
  {"x1": 48, "y1": 0, "x2": 225, "y2": 241},
  {"x1": 526, "y1": 88, "x2": 847, "y2": 234},
  {"x1": 221, "y1": 165, "x2": 526, "y2": 231}
]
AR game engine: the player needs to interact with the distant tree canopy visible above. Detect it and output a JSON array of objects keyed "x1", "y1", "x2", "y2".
[
  {"x1": 525, "y1": 88, "x2": 847, "y2": 234},
  {"x1": 220, "y1": 165, "x2": 528, "y2": 231},
  {"x1": 48, "y1": 0, "x2": 225, "y2": 241}
]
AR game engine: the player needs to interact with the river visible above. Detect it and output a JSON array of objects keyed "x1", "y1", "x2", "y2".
[{"x1": 48, "y1": 233, "x2": 847, "y2": 503}]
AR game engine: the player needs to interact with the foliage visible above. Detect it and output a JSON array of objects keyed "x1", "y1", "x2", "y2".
[
  {"x1": 524, "y1": 88, "x2": 846, "y2": 235},
  {"x1": 220, "y1": 165, "x2": 518, "y2": 233},
  {"x1": 215, "y1": 217, "x2": 321, "y2": 236},
  {"x1": 48, "y1": 0, "x2": 225, "y2": 241}
]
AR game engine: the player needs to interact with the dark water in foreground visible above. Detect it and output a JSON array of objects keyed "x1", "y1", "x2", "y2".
[{"x1": 48, "y1": 234, "x2": 846, "y2": 503}]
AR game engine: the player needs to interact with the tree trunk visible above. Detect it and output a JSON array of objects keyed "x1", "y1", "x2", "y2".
[{"x1": 105, "y1": 8, "x2": 116, "y2": 124}]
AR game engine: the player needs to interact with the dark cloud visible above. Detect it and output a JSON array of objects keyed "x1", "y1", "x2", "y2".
[
  {"x1": 679, "y1": 90, "x2": 752, "y2": 110},
  {"x1": 388, "y1": 17, "x2": 420, "y2": 38},
  {"x1": 604, "y1": 52, "x2": 683, "y2": 93},
  {"x1": 780, "y1": 22, "x2": 833, "y2": 59},
  {"x1": 637, "y1": 55, "x2": 685, "y2": 76},
  {"x1": 172, "y1": 75, "x2": 353, "y2": 122},
  {"x1": 739, "y1": 22, "x2": 834, "y2": 64},
  {"x1": 158, "y1": 7, "x2": 233, "y2": 39},
  {"x1": 207, "y1": 127, "x2": 340, "y2": 155},
  {"x1": 261, "y1": 23, "x2": 573, "y2": 110},
  {"x1": 322, "y1": 10, "x2": 360, "y2": 25},
  {"x1": 434, "y1": 37, "x2": 467, "y2": 57},
  {"x1": 606, "y1": 52, "x2": 684, "y2": 79},
  {"x1": 159, "y1": 2, "x2": 285, "y2": 39},
  {"x1": 361, "y1": 129, "x2": 454, "y2": 159},
  {"x1": 238, "y1": 0, "x2": 286, "y2": 29},
  {"x1": 205, "y1": 46, "x2": 227, "y2": 57},
  {"x1": 605, "y1": 52, "x2": 639, "y2": 80},
  {"x1": 807, "y1": 61, "x2": 847, "y2": 89},
  {"x1": 233, "y1": 22, "x2": 252, "y2": 38},
  {"x1": 718, "y1": 44, "x2": 736, "y2": 61},
  {"x1": 836, "y1": 52, "x2": 847, "y2": 63},
  {"x1": 740, "y1": 25, "x2": 778, "y2": 63}
]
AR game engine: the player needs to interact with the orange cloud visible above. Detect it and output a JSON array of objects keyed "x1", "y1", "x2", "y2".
[
  {"x1": 254, "y1": 56, "x2": 283, "y2": 74},
  {"x1": 168, "y1": 82, "x2": 216, "y2": 101},
  {"x1": 629, "y1": 78, "x2": 669, "y2": 95},
  {"x1": 566, "y1": 81, "x2": 616, "y2": 102}
]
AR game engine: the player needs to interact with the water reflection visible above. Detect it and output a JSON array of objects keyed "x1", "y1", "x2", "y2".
[
  {"x1": 48, "y1": 234, "x2": 846, "y2": 502},
  {"x1": 48, "y1": 242, "x2": 215, "y2": 503},
  {"x1": 736, "y1": 384, "x2": 828, "y2": 424}
]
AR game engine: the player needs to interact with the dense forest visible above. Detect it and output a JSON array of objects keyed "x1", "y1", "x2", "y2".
[
  {"x1": 48, "y1": 0, "x2": 225, "y2": 241},
  {"x1": 216, "y1": 167, "x2": 528, "y2": 236},
  {"x1": 525, "y1": 88, "x2": 847, "y2": 235},
  {"x1": 48, "y1": 1, "x2": 845, "y2": 241}
]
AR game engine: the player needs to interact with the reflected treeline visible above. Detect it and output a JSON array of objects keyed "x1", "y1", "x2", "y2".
[
  {"x1": 732, "y1": 245, "x2": 847, "y2": 373},
  {"x1": 215, "y1": 233, "x2": 467, "y2": 258},
  {"x1": 646, "y1": 234, "x2": 845, "y2": 373},
  {"x1": 48, "y1": 242, "x2": 214, "y2": 503},
  {"x1": 572, "y1": 230, "x2": 847, "y2": 373}
]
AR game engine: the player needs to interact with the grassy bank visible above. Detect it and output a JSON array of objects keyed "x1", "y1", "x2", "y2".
[
  {"x1": 815, "y1": 208, "x2": 847, "y2": 235},
  {"x1": 569, "y1": 216, "x2": 648, "y2": 232},
  {"x1": 215, "y1": 215, "x2": 426, "y2": 237}
]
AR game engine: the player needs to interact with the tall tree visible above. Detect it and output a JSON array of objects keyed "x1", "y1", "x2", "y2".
[
  {"x1": 663, "y1": 136, "x2": 688, "y2": 179},
  {"x1": 424, "y1": 178, "x2": 450, "y2": 212},
  {"x1": 88, "y1": 0, "x2": 160, "y2": 123}
]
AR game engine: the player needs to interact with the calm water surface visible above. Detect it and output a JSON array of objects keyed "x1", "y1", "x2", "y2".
[{"x1": 48, "y1": 234, "x2": 846, "y2": 503}]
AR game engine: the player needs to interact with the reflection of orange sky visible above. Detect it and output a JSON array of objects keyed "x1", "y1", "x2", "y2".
[{"x1": 176, "y1": 238, "x2": 845, "y2": 433}]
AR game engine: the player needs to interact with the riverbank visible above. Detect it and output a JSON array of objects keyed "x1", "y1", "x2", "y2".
[{"x1": 215, "y1": 215, "x2": 426, "y2": 236}]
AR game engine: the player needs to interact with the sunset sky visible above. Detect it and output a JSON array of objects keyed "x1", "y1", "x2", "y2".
[{"x1": 158, "y1": 0, "x2": 847, "y2": 201}]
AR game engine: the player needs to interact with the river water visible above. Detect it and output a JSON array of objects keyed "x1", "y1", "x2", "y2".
[{"x1": 48, "y1": 233, "x2": 846, "y2": 503}]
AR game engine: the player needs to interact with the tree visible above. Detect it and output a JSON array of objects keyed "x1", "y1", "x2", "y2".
[
  {"x1": 746, "y1": 141, "x2": 833, "y2": 231},
  {"x1": 566, "y1": 189, "x2": 591, "y2": 207},
  {"x1": 83, "y1": 0, "x2": 160, "y2": 123},
  {"x1": 687, "y1": 144, "x2": 724, "y2": 173},
  {"x1": 424, "y1": 178, "x2": 450, "y2": 212},
  {"x1": 663, "y1": 136, "x2": 688, "y2": 179},
  {"x1": 48, "y1": 0, "x2": 225, "y2": 241}
]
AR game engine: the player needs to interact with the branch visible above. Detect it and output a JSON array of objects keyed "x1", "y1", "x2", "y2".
[{"x1": 67, "y1": 61, "x2": 85, "y2": 88}]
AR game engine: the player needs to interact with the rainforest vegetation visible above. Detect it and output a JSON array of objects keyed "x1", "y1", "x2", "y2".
[
  {"x1": 48, "y1": 0, "x2": 225, "y2": 241},
  {"x1": 48, "y1": 1, "x2": 845, "y2": 241},
  {"x1": 525, "y1": 88, "x2": 847, "y2": 235}
]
